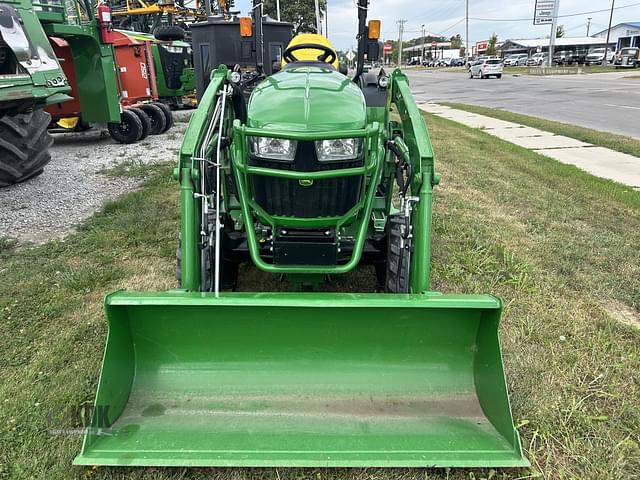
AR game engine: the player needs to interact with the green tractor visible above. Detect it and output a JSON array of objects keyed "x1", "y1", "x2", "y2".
[
  {"x1": 119, "y1": 29, "x2": 196, "y2": 108},
  {"x1": 75, "y1": 0, "x2": 529, "y2": 469},
  {"x1": 0, "y1": 0, "x2": 72, "y2": 186}
]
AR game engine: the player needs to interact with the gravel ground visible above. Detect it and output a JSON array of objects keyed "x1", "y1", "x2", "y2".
[{"x1": 0, "y1": 111, "x2": 191, "y2": 245}]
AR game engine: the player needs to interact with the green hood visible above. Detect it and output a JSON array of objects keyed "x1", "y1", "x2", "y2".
[{"x1": 247, "y1": 66, "x2": 366, "y2": 133}]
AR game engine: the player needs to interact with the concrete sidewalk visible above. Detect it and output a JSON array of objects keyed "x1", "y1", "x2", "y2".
[{"x1": 419, "y1": 103, "x2": 640, "y2": 190}]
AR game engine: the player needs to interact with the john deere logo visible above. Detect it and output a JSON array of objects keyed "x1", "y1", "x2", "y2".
[{"x1": 299, "y1": 179, "x2": 314, "y2": 187}]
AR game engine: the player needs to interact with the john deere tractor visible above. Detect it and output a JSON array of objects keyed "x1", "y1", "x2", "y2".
[
  {"x1": 0, "y1": 0, "x2": 71, "y2": 186},
  {"x1": 75, "y1": 0, "x2": 529, "y2": 469}
]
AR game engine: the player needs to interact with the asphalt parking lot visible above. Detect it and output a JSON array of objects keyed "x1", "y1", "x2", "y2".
[{"x1": 406, "y1": 70, "x2": 640, "y2": 138}]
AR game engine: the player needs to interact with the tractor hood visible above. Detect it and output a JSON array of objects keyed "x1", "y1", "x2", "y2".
[{"x1": 247, "y1": 65, "x2": 367, "y2": 132}]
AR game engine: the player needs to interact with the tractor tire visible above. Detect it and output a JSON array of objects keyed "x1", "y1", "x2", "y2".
[
  {"x1": 385, "y1": 214, "x2": 411, "y2": 293},
  {"x1": 153, "y1": 102, "x2": 174, "y2": 133},
  {"x1": 0, "y1": 109, "x2": 53, "y2": 187},
  {"x1": 108, "y1": 109, "x2": 143, "y2": 144},
  {"x1": 176, "y1": 243, "x2": 238, "y2": 291},
  {"x1": 153, "y1": 25, "x2": 186, "y2": 42},
  {"x1": 129, "y1": 108, "x2": 151, "y2": 140},
  {"x1": 139, "y1": 104, "x2": 166, "y2": 135}
]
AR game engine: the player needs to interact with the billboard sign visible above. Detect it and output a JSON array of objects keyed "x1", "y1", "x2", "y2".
[{"x1": 534, "y1": 0, "x2": 558, "y2": 25}]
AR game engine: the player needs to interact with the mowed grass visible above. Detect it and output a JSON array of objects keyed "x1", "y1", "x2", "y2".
[
  {"x1": 440, "y1": 102, "x2": 640, "y2": 158},
  {"x1": 1, "y1": 114, "x2": 640, "y2": 479}
]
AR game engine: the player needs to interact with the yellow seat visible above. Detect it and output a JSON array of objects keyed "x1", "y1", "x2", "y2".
[{"x1": 282, "y1": 33, "x2": 340, "y2": 70}]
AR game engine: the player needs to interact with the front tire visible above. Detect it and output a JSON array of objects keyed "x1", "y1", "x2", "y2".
[
  {"x1": 108, "y1": 109, "x2": 143, "y2": 144},
  {"x1": 129, "y1": 108, "x2": 151, "y2": 140},
  {"x1": 153, "y1": 102, "x2": 174, "y2": 133},
  {"x1": 139, "y1": 104, "x2": 166, "y2": 135},
  {"x1": 496, "y1": 74, "x2": 502, "y2": 79},
  {"x1": 0, "y1": 109, "x2": 53, "y2": 187},
  {"x1": 385, "y1": 214, "x2": 411, "y2": 293}
]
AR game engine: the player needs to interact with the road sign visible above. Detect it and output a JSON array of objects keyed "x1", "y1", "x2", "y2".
[
  {"x1": 534, "y1": 0, "x2": 557, "y2": 25},
  {"x1": 431, "y1": 41, "x2": 438, "y2": 47},
  {"x1": 383, "y1": 43, "x2": 392, "y2": 53},
  {"x1": 346, "y1": 50, "x2": 356, "y2": 61}
]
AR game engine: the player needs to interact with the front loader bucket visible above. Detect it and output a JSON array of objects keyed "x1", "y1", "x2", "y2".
[{"x1": 75, "y1": 292, "x2": 528, "y2": 468}]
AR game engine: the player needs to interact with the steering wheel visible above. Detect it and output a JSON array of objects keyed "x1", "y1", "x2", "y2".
[{"x1": 283, "y1": 43, "x2": 337, "y2": 65}]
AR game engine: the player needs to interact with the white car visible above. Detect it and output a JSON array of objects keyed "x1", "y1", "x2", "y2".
[
  {"x1": 504, "y1": 54, "x2": 528, "y2": 66},
  {"x1": 527, "y1": 52, "x2": 547, "y2": 66},
  {"x1": 469, "y1": 58, "x2": 503, "y2": 79},
  {"x1": 585, "y1": 48, "x2": 615, "y2": 65}
]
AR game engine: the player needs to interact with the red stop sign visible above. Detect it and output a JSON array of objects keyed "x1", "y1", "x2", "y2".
[
  {"x1": 431, "y1": 41, "x2": 438, "y2": 47},
  {"x1": 384, "y1": 43, "x2": 392, "y2": 53}
]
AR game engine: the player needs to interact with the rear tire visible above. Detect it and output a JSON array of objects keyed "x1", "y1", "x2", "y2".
[
  {"x1": 139, "y1": 104, "x2": 166, "y2": 135},
  {"x1": 0, "y1": 109, "x2": 53, "y2": 187},
  {"x1": 497, "y1": 74, "x2": 502, "y2": 79},
  {"x1": 108, "y1": 109, "x2": 143, "y2": 144},
  {"x1": 153, "y1": 102, "x2": 174, "y2": 133},
  {"x1": 385, "y1": 214, "x2": 411, "y2": 293},
  {"x1": 129, "y1": 108, "x2": 151, "y2": 140}
]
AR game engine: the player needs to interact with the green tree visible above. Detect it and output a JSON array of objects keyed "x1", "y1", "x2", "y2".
[
  {"x1": 263, "y1": 0, "x2": 327, "y2": 34},
  {"x1": 450, "y1": 34, "x2": 462, "y2": 49},
  {"x1": 459, "y1": 46, "x2": 466, "y2": 58},
  {"x1": 486, "y1": 33, "x2": 498, "y2": 55},
  {"x1": 556, "y1": 25, "x2": 565, "y2": 38}
]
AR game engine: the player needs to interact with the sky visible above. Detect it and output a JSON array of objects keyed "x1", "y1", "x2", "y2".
[{"x1": 232, "y1": 0, "x2": 640, "y2": 50}]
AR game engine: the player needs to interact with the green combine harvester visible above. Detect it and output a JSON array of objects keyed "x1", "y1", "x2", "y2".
[
  {"x1": 0, "y1": 0, "x2": 72, "y2": 186},
  {"x1": 75, "y1": 0, "x2": 529, "y2": 469}
]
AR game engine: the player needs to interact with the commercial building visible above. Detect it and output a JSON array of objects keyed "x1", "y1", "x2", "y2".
[
  {"x1": 500, "y1": 36, "x2": 614, "y2": 56},
  {"x1": 594, "y1": 22, "x2": 640, "y2": 49}
]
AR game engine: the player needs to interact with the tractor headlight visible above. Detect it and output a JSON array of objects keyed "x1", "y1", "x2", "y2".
[
  {"x1": 249, "y1": 137, "x2": 297, "y2": 161},
  {"x1": 315, "y1": 138, "x2": 363, "y2": 161}
]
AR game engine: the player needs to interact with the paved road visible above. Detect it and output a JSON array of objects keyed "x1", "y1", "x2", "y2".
[{"x1": 406, "y1": 70, "x2": 640, "y2": 139}]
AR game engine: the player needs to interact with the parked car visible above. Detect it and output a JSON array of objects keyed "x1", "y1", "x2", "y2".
[
  {"x1": 585, "y1": 48, "x2": 615, "y2": 65},
  {"x1": 552, "y1": 50, "x2": 572, "y2": 65},
  {"x1": 465, "y1": 56, "x2": 476, "y2": 68},
  {"x1": 553, "y1": 50, "x2": 586, "y2": 65},
  {"x1": 448, "y1": 57, "x2": 465, "y2": 67},
  {"x1": 614, "y1": 47, "x2": 640, "y2": 68},
  {"x1": 504, "y1": 53, "x2": 528, "y2": 66},
  {"x1": 469, "y1": 58, "x2": 503, "y2": 79},
  {"x1": 527, "y1": 52, "x2": 547, "y2": 66}
]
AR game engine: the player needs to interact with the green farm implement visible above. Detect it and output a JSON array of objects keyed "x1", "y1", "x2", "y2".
[
  {"x1": 0, "y1": 0, "x2": 72, "y2": 186},
  {"x1": 76, "y1": 0, "x2": 528, "y2": 469}
]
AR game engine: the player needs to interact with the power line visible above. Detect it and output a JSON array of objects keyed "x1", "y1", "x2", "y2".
[{"x1": 469, "y1": 1, "x2": 640, "y2": 22}]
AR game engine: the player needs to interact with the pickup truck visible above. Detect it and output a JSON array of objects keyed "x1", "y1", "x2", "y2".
[{"x1": 553, "y1": 50, "x2": 585, "y2": 65}]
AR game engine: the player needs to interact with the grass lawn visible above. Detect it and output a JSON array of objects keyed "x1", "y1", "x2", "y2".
[
  {"x1": 1, "y1": 113, "x2": 640, "y2": 480},
  {"x1": 440, "y1": 102, "x2": 640, "y2": 158}
]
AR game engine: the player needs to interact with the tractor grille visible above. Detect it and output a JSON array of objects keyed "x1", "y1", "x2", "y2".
[{"x1": 250, "y1": 141, "x2": 363, "y2": 218}]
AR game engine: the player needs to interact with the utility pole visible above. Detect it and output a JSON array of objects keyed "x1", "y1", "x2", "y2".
[
  {"x1": 548, "y1": 0, "x2": 560, "y2": 67},
  {"x1": 314, "y1": 0, "x2": 321, "y2": 34},
  {"x1": 421, "y1": 24, "x2": 425, "y2": 62},
  {"x1": 397, "y1": 19, "x2": 406, "y2": 66},
  {"x1": 325, "y1": 7, "x2": 328, "y2": 37},
  {"x1": 586, "y1": 17, "x2": 592, "y2": 36},
  {"x1": 603, "y1": 0, "x2": 615, "y2": 65},
  {"x1": 276, "y1": 0, "x2": 280, "y2": 21},
  {"x1": 465, "y1": 0, "x2": 469, "y2": 64}
]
